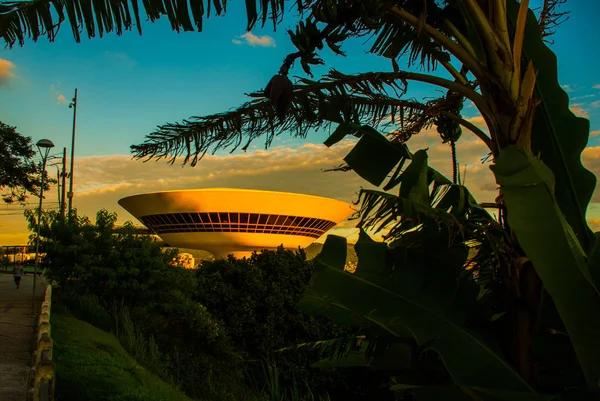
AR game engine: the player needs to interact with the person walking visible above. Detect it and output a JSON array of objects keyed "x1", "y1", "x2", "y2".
[{"x1": 13, "y1": 263, "x2": 24, "y2": 289}]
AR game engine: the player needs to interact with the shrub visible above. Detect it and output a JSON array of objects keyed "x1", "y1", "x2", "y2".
[{"x1": 195, "y1": 247, "x2": 365, "y2": 398}]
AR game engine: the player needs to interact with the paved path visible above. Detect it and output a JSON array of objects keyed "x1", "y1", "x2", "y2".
[{"x1": 0, "y1": 273, "x2": 46, "y2": 401}]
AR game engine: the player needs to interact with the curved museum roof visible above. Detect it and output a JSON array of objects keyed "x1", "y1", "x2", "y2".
[{"x1": 118, "y1": 188, "x2": 354, "y2": 258}]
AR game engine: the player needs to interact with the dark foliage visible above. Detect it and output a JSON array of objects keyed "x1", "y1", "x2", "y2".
[
  {"x1": 33, "y1": 208, "x2": 391, "y2": 400},
  {"x1": 30, "y1": 209, "x2": 241, "y2": 398},
  {"x1": 0, "y1": 121, "x2": 50, "y2": 204},
  {"x1": 194, "y1": 249, "x2": 376, "y2": 399}
]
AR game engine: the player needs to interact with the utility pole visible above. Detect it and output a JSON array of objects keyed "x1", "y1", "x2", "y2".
[
  {"x1": 61, "y1": 147, "x2": 67, "y2": 219},
  {"x1": 56, "y1": 167, "x2": 61, "y2": 207},
  {"x1": 67, "y1": 89, "x2": 78, "y2": 216}
]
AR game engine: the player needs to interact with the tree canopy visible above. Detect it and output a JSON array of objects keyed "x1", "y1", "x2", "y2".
[{"x1": 0, "y1": 121, "x2": 49, "y2": 204}]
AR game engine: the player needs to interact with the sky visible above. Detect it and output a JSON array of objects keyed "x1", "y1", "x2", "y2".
[{"x1": 0, "y1": 0, "x2": 599, "y2": 248}]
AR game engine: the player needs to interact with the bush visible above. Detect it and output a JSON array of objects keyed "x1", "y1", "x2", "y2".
[
  {"x1": 195, "y1": 247, "x2": 363, "y2": 398},
  {"x1": 63, "y1": 291, "x2": 114, "y2": 331}
]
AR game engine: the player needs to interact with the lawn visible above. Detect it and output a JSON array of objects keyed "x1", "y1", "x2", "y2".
[{"x1": 51, "y1": 312, "x2": 192, "y2": 401}]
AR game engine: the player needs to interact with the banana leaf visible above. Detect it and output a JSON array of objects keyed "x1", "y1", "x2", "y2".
[
  {"x1": 490, "y1": 146, "x2": 600, "y2": 391},
  {"x1": 298, "y1": 232, "x2": 534, "y2": 392},
  {"x1": 588, "y1": 233, "x2": 600, "y2": 289},
  {"x1": 310, "y1": 339, "x2": 414, "y2": 370},
  {"x1": 343, "y1": 125, "x2": 409, "y2": 186},
  {"x1": 506, "y1": 0, "x2": 596, "y2": 251}
]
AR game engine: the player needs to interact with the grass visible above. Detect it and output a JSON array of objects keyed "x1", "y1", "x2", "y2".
[
  {"x1": 52, "y1": 296, "x2": 332, "y2": 401},
  {"x1": 51, "y1": 312, "x2": 192, "y2": 401}
]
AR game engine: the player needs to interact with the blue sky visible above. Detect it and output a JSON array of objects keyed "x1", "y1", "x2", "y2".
[{"x1": 1, "y1": 0, "x2": 598, "y2": 158}]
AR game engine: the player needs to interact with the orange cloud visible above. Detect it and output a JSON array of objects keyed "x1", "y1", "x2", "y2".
[
  {"x1": 465, "y1": 115, "x2": 487, "y2": 130},
  {"x1": 0, "y1": 58, "x2": 16, "y2": 85},
  {"x1": 233, "y1": 32, "x2": 276, "y2": 47},
  {"x1": 571, "y1": 104, "x2": 589, "y2": 118},
  {"x1": 4, "y1": 128, "x2": 600, "y2": 248},
  {"x1": 50, "y1": 84, "x2": 68, "y2": 105}
]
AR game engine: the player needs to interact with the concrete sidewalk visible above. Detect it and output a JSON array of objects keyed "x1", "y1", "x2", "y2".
[{"x1": 0, "y1": 273, "x2": 46, "y2": 401}]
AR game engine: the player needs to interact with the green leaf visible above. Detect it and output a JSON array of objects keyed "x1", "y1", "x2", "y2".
[
  {"x1": 311, "y1": 339, "x2": 370, "y2": 368},
  {"x1": 343, "y1": 128, "x2": 405, "y2": 186},
  {"x1": 310, "y1": 338, "x2": 413, "y2": 370},
  {"x1": 311, "y1": 351, "x2": 369, "y2": 368},
  {"x1": 398, "y1": 149, "x2": 429, "y2": 206},
  {"x1": 354, "y1": 230, "x2": 391, "y2": 279},
  {"x1": 588, "y1": 233, "x2": 600, "y2": 289},
  {"x1": 454, "y1": 1, "x2": 487, "y2": 65},
  {"x1": 298, "y1": 232, "x2": 534, "y2": 392},
  {"x1": 323, "y1": 123, "x2": 353, "y2": 148},
  {"x1": 506, "y1": 0, "x2": 597, "y2": 251},
  {"x1": 244, "y1": 0, "x2": 257, "y2": 30},
  {"x1": 0, "y1": 0, "x2": 288, "y2": 47},
  {"x1": 316, "y1": 235, "x2": 347, "y2": 271},
  {"x1": 382, "y1": 144, "x2": 412, "y2": 191},
  {"x1": 368, "y1": 341, "x2": 413, "y2": 371},
  {"x1": 490, "y1": 146, "x2": 600, "y2": 390}
]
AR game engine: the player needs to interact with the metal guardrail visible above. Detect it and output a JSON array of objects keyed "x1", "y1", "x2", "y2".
[{"x1": 28, "y1": 285, "x2": 55, "y2": 401}]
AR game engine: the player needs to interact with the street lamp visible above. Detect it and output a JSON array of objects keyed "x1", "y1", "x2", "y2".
[{"x1": 33, "y1": 139, "x2": 54, "y2": 311}]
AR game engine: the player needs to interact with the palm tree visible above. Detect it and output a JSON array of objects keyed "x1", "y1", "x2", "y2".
[{"x1": 3, "y1": 0, "x2": 599, "y2": 398}]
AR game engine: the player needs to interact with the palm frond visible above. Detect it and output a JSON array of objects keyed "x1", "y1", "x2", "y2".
[
  {"x1": 132, "y1": 69, "x2": 484, "y2": 165},
  {"x1": 132, "y1": 70, "x2": 432, "y2": 164},
  {"x1": 367, "y1": 3, "x2": 450, "y2": 70},
  {"x1": 0, "y1": 0, "x2": 301, "y2": 47}
]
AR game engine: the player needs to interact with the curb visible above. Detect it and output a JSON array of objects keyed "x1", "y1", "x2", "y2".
[{"x1": 27, "y1": 285, "x2": 55, "y2": 401}]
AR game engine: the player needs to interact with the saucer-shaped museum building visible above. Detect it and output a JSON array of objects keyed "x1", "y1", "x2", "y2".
[{"x1": 118, "y1": 188, "x2": 354, "y2": 258}]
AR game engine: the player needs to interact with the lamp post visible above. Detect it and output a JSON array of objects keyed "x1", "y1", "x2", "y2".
[{"x1": 33, "y1": 139, "x2": 55, "y2": 311}]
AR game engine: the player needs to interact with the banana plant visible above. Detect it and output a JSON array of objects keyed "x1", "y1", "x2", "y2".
[
  {"x1": 131, "y1": 2, "x2": 600, "y2": 395},
  {"x1": 3, "y1": 0, "x2": 599, "y2": 398}
]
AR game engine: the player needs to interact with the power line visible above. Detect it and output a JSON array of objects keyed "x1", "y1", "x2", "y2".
[
  {"x1": 0, "y1": 206, "x2": 60, "y2": 216},
  {"x1": 0, "y1": 202, "x2": 60, "y2": 210}
]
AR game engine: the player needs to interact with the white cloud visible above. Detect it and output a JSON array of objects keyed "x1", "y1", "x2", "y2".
[
  {"x1": 0, "y1": 58, "x2": 16, "y2": 85},
  {"x1": 232, "y1": 31, "x2": 276, "y2": 47},
  {"x1": 104, "y1": 51, "x2": 136, "y2": 67},
  {"x1": 571, "y1": 94, "x2": 596, "y2": 101},
  {"x1": 593, "y1": 84, "x2": 600, "y2": 90},
  {"x1": 50, "y1": 84, "x2": 68, "y2": 105},
  {"x1": 562, "y1": 84, "x2": 574, "y2": 92},
  {"x1": 590, "y1": 100, "x2": 600, "y2": 109}
]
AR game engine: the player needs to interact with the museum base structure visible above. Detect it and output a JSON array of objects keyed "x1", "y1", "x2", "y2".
[{"x1": 119, "y1": 188, "x2": 354, "y2": 259}]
